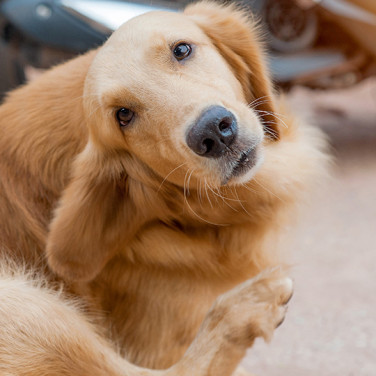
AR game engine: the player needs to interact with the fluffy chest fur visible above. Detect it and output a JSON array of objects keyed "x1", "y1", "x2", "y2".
[
  {"x1": 84, "y1": 181, "x2": 289, "y2": 368},
  {"x1": 91, "y1": 221, "x2": 271, "y2": 368}
]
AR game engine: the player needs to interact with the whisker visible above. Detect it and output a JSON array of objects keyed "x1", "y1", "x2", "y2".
[
  {"x1": 206, "y1": 183, "x2": 223, "y2": 205},
  {"x1": 216, "y1": 188, "x2": 240, "y2": 212},
  {"x1": 183, "y1": 169, "x2": 190, "y2": 213},
  {"x1": 186, "y1": 169, "x2": 194, "y2": 197},
  {"x1": 232, "y1": 186, "x2": 253, "y2": 218},
  {"x1": 247, "y1": 95, "x2": 270, "y2": 109},
  {"x1": 157, "y1": 162, "x2": 187, "y2": 192},
  {"x1": 253, "y1": 177, "x2": 285, "y2": 203},
  {"x1": 183, "y1": 173, "x2": 226, "y2": 226},
  {"x1": 263, "y1": 128, "x2": 279, "y2": 140},
  {"x1": 248, "y1": 97, "x2": 289, "y2": 130},
  {"x1": 197, "y1": 178, "x2": 203, "y2": 205},
  {"x1": 206, "y1": 184, "x2": 239, "y2": 212},
  {"x1": 204, "y1": 178, "x2": 213, "y2": 209},
  {"x1": 240, "y1": 182, "x2": 259, "y2": 195},
  {"x1": 249, "y1": 100, "x2": 271, "y2": 109},
  {"x1": 255, "y1": 109, "x2": 289, "y2": 129},
  {"x1": 255, "y1": 108, "x2": 287, "y2": 118}
]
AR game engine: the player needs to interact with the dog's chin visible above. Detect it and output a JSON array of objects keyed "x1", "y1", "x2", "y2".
[{"x1": 222, "y1": 147, "x2": 264, "y2": 186}]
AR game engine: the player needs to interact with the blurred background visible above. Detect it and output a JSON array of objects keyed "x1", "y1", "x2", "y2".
[{"x1": 0, "y1": 0, "x2": 375, "y2": 374}]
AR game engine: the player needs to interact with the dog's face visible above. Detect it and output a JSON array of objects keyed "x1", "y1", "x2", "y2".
[{"x1": 84, "y1": 5, "x2": 278, "y2": 188}]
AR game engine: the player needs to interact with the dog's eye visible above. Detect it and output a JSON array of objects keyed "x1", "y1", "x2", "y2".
[
  {"x1": 173, "y1": 43, "x2": 192, "y2": 61},
  {"x1": 116, "y1": 108, "x2": 134, "y2": 127}
]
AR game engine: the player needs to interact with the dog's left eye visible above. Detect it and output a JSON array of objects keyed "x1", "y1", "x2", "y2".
[
  {"x1": 173, "y1": 43, "x2": 192, "y2": 61},
  {"x1": 116, "y1": 108, "x2": 134, "y2": 127}
]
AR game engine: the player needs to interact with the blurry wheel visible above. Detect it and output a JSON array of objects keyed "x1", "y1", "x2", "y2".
[
  {"x1": 0, "y1": 20, "x2": 26, "y2": 102},
  {"x1": 263, "y1": 0, "x2": 318, "y2": 53}
]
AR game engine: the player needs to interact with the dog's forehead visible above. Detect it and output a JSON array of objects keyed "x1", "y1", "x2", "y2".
[
  {"x1": 89, "y1": 10, "x2": 210, "y2": 93},
  {"x1": 112, "y1": 11, "x2": 205, "y2": 47}
]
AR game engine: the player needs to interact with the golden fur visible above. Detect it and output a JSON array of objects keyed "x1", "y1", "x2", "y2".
[{"x1": 0, "y1": 1, "x2": 327, "y2": 375}]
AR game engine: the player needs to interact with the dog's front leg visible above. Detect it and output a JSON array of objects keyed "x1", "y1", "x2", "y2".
[{"x1": 166, "y1": 268, "x2": 293, "y2": 376}]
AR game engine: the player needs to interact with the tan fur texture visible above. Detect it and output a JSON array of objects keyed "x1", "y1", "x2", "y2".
[{"x1": 0, "y1": 1, "x2": 328, "y2": 375}]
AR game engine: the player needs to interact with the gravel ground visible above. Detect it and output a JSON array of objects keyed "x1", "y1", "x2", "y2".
[{"x1": 242, "y1": 77, "x2": 376, "y2": 376}]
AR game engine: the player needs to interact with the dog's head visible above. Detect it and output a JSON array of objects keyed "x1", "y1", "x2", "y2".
[
  {"x1": 84, "y1": 1, "x2": 279, "y2": 187},
  {"x1": 46, "y1": 1, "x2": 282, "y2": 281}
]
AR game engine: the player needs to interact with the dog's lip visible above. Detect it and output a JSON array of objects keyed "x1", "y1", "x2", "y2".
[
  {"x1": 224, "y1": 147, "x2": 257, "y2": 183},
  {"x1": 220, "y1": 147, "x2": 258, "y2": 185},
  {"x1": 230, "y1": 147, "x2": 257, "y2": 177}
]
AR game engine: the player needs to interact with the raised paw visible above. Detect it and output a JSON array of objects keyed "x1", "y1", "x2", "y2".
[{"x1": 206, "y1": 268, "x2": 293, "y2": 348}]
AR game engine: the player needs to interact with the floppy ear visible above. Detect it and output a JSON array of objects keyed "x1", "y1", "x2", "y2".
[
  {"x1": 185, "y1": 1, "x2": 279, "y2": 140},
  {"x1": 46, "y1": 145, "x2": 140, "y2": 282}
]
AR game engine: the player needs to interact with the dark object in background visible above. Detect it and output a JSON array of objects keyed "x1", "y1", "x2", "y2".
[
  {"x1": 262, "y1": 0, "x2": 376, "y2": 88},
  {"x1": 0, "y1": 20, "x2": 25, "y2": 97},
  {"x1": 0, "y1": 0, "x2": 375, "y2": 101},
  {"x1": 0, "y1": 0, "x2": 180, "y2": 100},
  {"x1": 258, "y1": 0, "x2": 319, "y2": 53}
]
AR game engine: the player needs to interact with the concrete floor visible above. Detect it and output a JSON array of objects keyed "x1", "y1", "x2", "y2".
[{"x1": 242, "y1": 78, "x2": 376, "y2": 375}]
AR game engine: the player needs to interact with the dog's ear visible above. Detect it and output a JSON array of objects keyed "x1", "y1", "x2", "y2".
[
  {"x1": 45, "y1": 146, "x2": 140, "y2": 282},
  {"x1": 185, "y1": 1, "x2": 279, "y2": 140}
]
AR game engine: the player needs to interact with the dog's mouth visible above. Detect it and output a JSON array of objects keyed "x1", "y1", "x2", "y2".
[
  {"x1": 220, "y1": 146, "x2": 261, "y2": 185},
  {"x1": 231, "y1": 147, "x2": 257, "y2": 177}
]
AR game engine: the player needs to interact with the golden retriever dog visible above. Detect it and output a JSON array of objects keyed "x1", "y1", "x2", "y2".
[{"x1": 0, "y1": 1, "x2": 327, "y2": 375}]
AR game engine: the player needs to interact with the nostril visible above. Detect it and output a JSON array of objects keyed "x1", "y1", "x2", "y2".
[
  {"x1": 203, "y1": 138, "x2": 215, "y2": 154},
  {"x1": 218, "y1": 118, "x2": 232, "y2": 132}
]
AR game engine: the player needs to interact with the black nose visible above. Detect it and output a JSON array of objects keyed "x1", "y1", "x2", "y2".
[{"x1": 186, "y1": 106, "x2": 237, "y2": 158}]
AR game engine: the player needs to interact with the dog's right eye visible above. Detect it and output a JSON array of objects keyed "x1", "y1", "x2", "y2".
[{"x1": 116, "y1": 108, "x2": 134, "y2": 128}]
